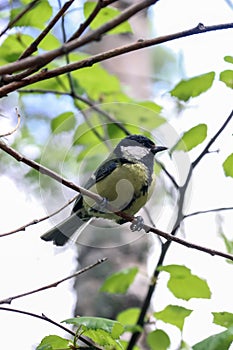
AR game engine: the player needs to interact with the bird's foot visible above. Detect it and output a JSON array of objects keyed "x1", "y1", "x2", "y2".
[
  {"x1": 98, "y1": 197, "x2": 108, "y2": 212},
  {"x1": 130, "y1": 216, "x2": 144, "y2": 232}
]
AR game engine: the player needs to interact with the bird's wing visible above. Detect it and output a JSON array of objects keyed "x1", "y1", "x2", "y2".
[{"x1": 72, "y1": 158, "x2": 133, "y2": 213}]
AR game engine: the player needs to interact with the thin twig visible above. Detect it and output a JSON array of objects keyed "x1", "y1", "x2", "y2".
[
  {"x1": 19, "y1": 0, "x2": 76, "y2": 60},
  {"x1": 0, "y1": 0, "x2": 40, "y2": 38},
  {"x1": 68, "y1": 0, "x2": 118, "y2": 41},
  {"x1": 19, "y1": 88, "x2": 130, "y2": 135},
  {"x1": 0, "y1": 108, "x2": 20, "y2": 137},
  {"x1": 0, "y1": 307, "x2": 101, "y2": 349},
  {"x1": 0, "y1": 258, "x2": 107, "y2": 305},
  {"x1": 57, "y1": 0, "x2": 76, "y2": 96},
  {"x1": 156, "y1": 159, "x2": 178, "y2": 189},
  {"x1": 184, "y1": 207, "x2": 233, "y2": 219},
  {"x1": 0, "y1": 138, "x2": 107, "y2": 203},
  {"x1": 0, "y1": 195, "x2": 77, "y2": 238},
  {"x1": 192, "y1": 109, "x2": 233, "y2": 168}
]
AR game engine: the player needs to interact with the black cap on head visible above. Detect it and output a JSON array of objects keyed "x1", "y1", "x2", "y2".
[
  {"x1": 123, "y1": 134, "x2": 155, "y2": 149},
  {"x1": 123, "y1": 135, "x2": 167, "y2": 153}
]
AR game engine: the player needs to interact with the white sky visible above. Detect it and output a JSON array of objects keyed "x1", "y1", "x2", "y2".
[{"x1": 0, "y1": 0, "x2": 233, "y2": 349}]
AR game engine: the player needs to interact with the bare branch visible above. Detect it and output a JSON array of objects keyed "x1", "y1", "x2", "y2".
[
  {"x1": 0, "y1": 195, "x2": 77, "y2": 238},
  {"x1": 0, "y1": 0, "x2": 158, "y2": 78},
  {"x1": 1, "y1": 22, "x2": 233, "y2": 96},
  {"x1": 0, "y1": 138, "x2": 105, "y2": 204},
  {"x1": 147, "y1": 225, "x2": 233, "y2": 261},
  {"x1": 1, "y1": 139, "x2": 233, "y2": 263},
  {"x1": 156, "y1": 159, "x2": 178, "y2": 189},
  {"x1": 0, "y1": 108, "x2": 20, "y2": 137},
  {"x1": 127, "y1": 110, "x2": 233, "y2": 349},
  {"x1": 192, "y1": 109, "x2": 233, "y2": 168},
  {"x1": 184, "y1": 206, "x2": 233, "y2": 219},
  {"x1": 68, "y1": 0, "x2": 118, "y2": 41},
  {"x1": 19, "y1": 0, "x2": 76, "y2": 60},
  {"x1": 0, "y1": 0, "x2": 40, "y2": 38},
  {"x1": 19, "y1": 88, "x2": 130, "y2": 135},
  {"x1": 0, "y1": 258, "x2": 107, "y2": 305},
  {"x1": 0, "y1": 307, "x2": 101, "y2": 349}
]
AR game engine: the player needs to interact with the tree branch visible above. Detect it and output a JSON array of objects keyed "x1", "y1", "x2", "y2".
[
  {"x1": 1, "y1": 22, "x2": 233, "y2": 96},
  {"x1": 184, "y1": 206, "x2": 233, "y2": 219},
  {"x1": 0, "y1": 307, "x2": 101, "y2": 349},
  {"x1": 0, "y1": 0, "x2": 158, "y2": 78},
  {"x1": 0, "y1": 0, "x2": 40, "y2": 38},
  {"x1": 19, "y1": 0, "x2": 76, "y2": 60},
  {"x1": 0, "y1": 108, "x2": 20, "y2": 137},
  {"x1": 0, "y1": 195, "x2": 77, "y2": 238},
  {"x1": 19, "y1": 88, "x2": 131, "y2": 135},
  {"x1": 68, "y1": 0, "x2": 118, "y2": 41},
  {"x1": 127, "y1": 109, "x2": 233, "y2": 349},
  {"x1": 1, "y1": 139, "x2": 233, "y2": 263},
  {"x1": 192, "y1": 109, "x2": 233, "y2": 168},
  {"x1": 0, "y1": 258, "x2": 107, "y2": 305}
]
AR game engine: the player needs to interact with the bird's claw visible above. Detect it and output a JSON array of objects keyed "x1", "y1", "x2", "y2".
[
  {"x1": 130, "y1": 216, "x2": 144, "y2": 232},
  {"x1": 98, "y1": 197, "x2": 108, "y2": 212}
]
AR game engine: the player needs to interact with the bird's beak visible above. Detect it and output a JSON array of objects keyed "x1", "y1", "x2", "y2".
[{"x1": 152, "y1": 145, "x2": 167, "y2": 154}]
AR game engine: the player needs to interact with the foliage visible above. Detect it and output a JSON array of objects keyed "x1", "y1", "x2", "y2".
[
  {"x1": 158, "y1": 265, "x2": 211, "y2": 300},
  {"x1": 0, "y1": 1, "x2": 233, "y2": 350},
  {"x1": 99, "y1": 267, "x2": 139, "y2": 294}
]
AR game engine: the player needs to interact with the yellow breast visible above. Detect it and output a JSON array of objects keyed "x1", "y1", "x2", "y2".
[{"x1": 83, "y1": 163, "x2": 155, "y2": 220}]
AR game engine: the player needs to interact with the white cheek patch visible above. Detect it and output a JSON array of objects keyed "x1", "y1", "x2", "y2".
[{"x1": 120, "y1": 145, "x2": 151, "y2": 160}]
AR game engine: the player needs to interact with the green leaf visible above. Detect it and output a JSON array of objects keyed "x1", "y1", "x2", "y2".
[
  {"x1": 154, "y1": 305, "x2": 192, "y2": 331},
  {"x1": 193, "y1": 329, "x2": 233, "y2": 350},
  {"x1": 158, "y1": 265, "x2": 211, "y2": 300},
  {"x1": 100, "y1": 267, "x2": 138, "y2": 294},
  {"x1": 28, "y1": 73, "x2": 69, "y2": 91},
  {"x1": 119, "y1": 340, "x2": 140, "y2": 350},
  {"x1": 102, "y1": 102, "x2": 165, "y2": 130},
  {"x1": 51, "y1": 112, "x2": 76, "y2": 134},
  {"x1": 82, "y1": 329, "x2": 123, "y2": 349},
  {"x1": 117, "y1": 308, "x2": 142, "y2": 333},
  {"x1": 84, "y1": 2, "x2": 132, "y2": 34},
  {"x1": 73, "y1": 115, "x2": 104, "y2": 146},
  {"x1": 117, "y1": 308, "x2": 141, "y2": 326},
  {"x1": 38, "y1": 33, "x2": 60, "y2": 50},
  {"x1": 213, "y1": 312, "x2": 233, "y2": 328},
  {"x1": 219, "y1": 232, "x2": 233, "y2": 263},
  {"x1": 36, "y1": 335, "x2": 70, "y2": 350},
  {"x1": 170, "y1": 72, "x2": 215, "y2": 101},
  {"x1": 10, "y1": 0, "x2": 52, "y2": 29},
  {"x1": 146, "y1": 329, "x2": 170, "y2": 350},
  {"x1": 0, "y1": 34, "x2": 33, "y2": 63},
  {"x1": 224, "y1": 56, "x2": 233, "y2": 64},
  {"x1": 172, "y1": 124, "x2": 207, "y2": 152},
  {"x1": 223, "y1": 153, "x2": 233, "y2": 177},
  {"x1": 180, "y1": 340, "x2": 193, "y2": 349},
  {"x1": 72, "y1": 56, "x2": 121, "y2": 100},
  {"x1": 220, "y1": 70, "x2": 233, "y2": 89},
  {"x1": 63, "y1": 316, "x2": 124, "y2": 339}
]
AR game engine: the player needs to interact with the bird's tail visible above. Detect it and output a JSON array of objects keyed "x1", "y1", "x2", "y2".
[{"x1": 41, "y1": 213, "x2": 85, "y2": 246}]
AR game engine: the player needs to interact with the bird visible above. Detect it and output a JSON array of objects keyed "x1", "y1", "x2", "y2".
[{"x1": 41, "y1": 134, "x2": 167, "y2": 246}]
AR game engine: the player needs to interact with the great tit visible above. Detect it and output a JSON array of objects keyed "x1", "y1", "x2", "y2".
[{"x1": 41, "y1": 134, "x2": 166, "y2": 246}]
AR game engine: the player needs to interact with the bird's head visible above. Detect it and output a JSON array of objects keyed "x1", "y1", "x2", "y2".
[{"x1": 115, "y1": 134, "x2": 167, "y2": 162}]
